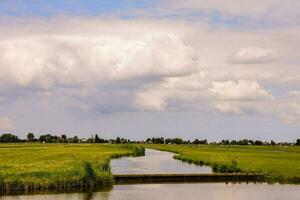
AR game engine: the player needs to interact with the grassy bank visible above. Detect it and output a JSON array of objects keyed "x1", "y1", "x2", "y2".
[
  {"x1": 0, "y1": 143, "x2": 144, "y2": 194},
  {"x1": 146, "y1": 144, "x2": 300, "y2": 183}
]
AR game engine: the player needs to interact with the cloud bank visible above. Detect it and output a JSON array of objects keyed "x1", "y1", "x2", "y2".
[
  {"x1": 0, "y1": 18, "x2": 298, "y2": 113},
  {"x1": 0, "y1": 15, "x2": 299, "y2": 139}
]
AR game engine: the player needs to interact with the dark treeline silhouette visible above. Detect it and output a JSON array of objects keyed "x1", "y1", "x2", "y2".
[
  {"x1": 0, "y1": 133, "x2": 20, "y2": 143},
  {"x1": 0, "y1": 132, "x2": 299, "y2": 146}
]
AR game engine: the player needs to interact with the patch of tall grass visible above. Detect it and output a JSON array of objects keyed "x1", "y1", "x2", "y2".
[
  {"x1": 0, "y1": 144, "x2": 144, "y2": 194},
  {"x1": 147, "y1": 144, "x2": 300, "y2": 183}
]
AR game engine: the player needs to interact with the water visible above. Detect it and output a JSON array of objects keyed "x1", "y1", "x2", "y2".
[
  {"x1": 111, "y1": 148, "x2": 212, "y2": 174},
  {"x1": 1, "y1": 183, "x2": 300, "y2": 200}
]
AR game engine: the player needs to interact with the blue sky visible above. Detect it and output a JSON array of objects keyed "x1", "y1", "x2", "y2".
[
  {"x1": 0, "y1": 0, "x2": 157, "y2": 17},
  {"x1": 0, "y1": 1, "x2": 300, "y2": 141}
]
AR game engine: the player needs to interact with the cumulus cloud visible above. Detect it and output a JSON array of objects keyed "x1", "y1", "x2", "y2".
[
  {"x1": 134, "y1": 72, "x2": 209, "y2": 111},
  {"x1": 214, "y1": 102, "x2": 244, "y2": 114},
  {"x1": 0, "y1": 17, "x2": 299, "y2": 129},
  {"x1": 0, "y1": 117, "x2": 14, "y2": 131},
  {"x1": 135, "y1": 89, "x2": 167, "y2": 111},
  {"x1": 230, "y1": 47, "x2": 277, "y2": 64},
  {"x1": 0, "y1": 27, "x2": 197, "y2": 89},
  {"x1": 279, "y1": 91, "x2": 300, "y2": 125},
  {"x1": 134, "y1": 77, "x2": 275, "y2": 115},
  {"x1": 209, "y1": 80, "x2": 273, "y2": 101}
]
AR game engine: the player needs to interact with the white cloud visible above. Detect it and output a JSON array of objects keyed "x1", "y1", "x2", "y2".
[
  {"x1": 134, "y1": 77, "x2": 275, "y2": 115},
  {"x1": 0, "y1": 117, "x2": 14, "y2": 131},
  {"x1": 289, "y1": 103, "x2": 300, "y2": 115},
  {"x1": 157, "y1": 0, "x2": 300, "y2": 26},
  {"x1": 281, "y1": 113, "x2": 300, "y2": 125},
  {"x1": 209, "y1": 80, "x2": 273, "y2": 101},
  {"x1": 0, "y1": 32, "x2": 197, "y2": 89},
  {"x1": 0, "y1": 17, "x2": 299, "y2": 129},
  {"x1": 135, "y1": 89, "x2": 167, "y2": 111},
  {"x1": 134, "y1": 72, "x2": 209, "y2": 111},
  {"x1": 230, "y1": 47, "x2": 276, "y2": 64},
  {"x1": 289, "y1": 91, "x2": 300, "y2": 98},
  {"x1": 279, "y1": 92, "x2": 300, "y2": 125},
  {"x1": 214, "y1": 103, "x2": 243, "y2": 114}
]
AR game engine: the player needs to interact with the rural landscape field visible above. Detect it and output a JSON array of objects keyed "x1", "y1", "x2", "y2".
[
  {"x1": 0, "y1": 142, "x2": 300, "y2": 195},
  {"x1": 0, "y1": 143, "x2": 144, "y2": 193},
  {"x1": 148, "y1": 144, "x2": 300, "y2": 183},
  {"x1": 1, "y1": 0, "x2": 300, "y2": 199}
]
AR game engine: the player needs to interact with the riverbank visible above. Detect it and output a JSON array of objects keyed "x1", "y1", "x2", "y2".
[
  {"x1": 146, "y1": 144, "x2": 300, "y2": 183},
  {"x1": 0, "y1": 144, "x2": 145, "y2": 194},
  {"x1": 113, "y1": 173, "x2": 264, "y2": 184}
]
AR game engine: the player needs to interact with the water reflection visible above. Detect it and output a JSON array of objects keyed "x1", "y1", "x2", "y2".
[
  {"x1": 111, "y1": 149, "x2": 212, "y2": 174},
  {"x1": 2, "y1": 183, "x2": 300, "y2": 200}
]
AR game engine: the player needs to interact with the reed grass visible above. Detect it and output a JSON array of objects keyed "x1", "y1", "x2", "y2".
[
  {"x1": 147, "y1": 144, "x2": 300, "y2": 183},
  {"x1": 0, "y1": 143, "x2": 144, "y2": 194}
]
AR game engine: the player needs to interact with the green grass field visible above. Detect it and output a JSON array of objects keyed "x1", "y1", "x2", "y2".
[
  {"x1": 1, "y1": 143, "x2": 299, "y2": 194},
  {"x1": 147, "y1": 144, "x2": 300, "y2": 183},
  {"x1": 0, "y1": 143, "x2": 144, "y2": 193}
]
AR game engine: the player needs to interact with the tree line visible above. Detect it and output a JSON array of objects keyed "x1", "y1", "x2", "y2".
[
  {"x1": 0, "y1": 133, "x2": 136, "y2": 144},
  {"x1": 0, "y1": 133, "x2": 300, "y2": 146}
]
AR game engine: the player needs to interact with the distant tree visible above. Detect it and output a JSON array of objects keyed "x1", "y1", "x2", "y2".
[
  {"x1": 72, "y1": 136, "x2": 79, "y2": 143},
  {"x1": 61, "y1": 134, "x2": 67, "y2": 143},
  {"x1": 221, "y1": 140, "x2": 230, "y2": 145},
  {"x1": 271, "y1": 140, "x2": 276, "y2": 146},
  {"x1": 248, "y1": 140, "x2": 254, "y2": 145},
  {"x1": 237, "y1": 139, "x2": 249, "y2": 145},
  {"x1": 254, "y1": 140, "x2": 263, "y2": 145},
  {"x1": 116, "y1": 137, "x2": 121, "y2": 144},
  {"x1": 0, "y1": 133, "x2": 19, "y2": 143},
  {"x1": 193, "y1": 139, "x2": 207, "y2": 145},
  {"x1": 39, "y1": 134, "x2": 52, "y2": 143},
  {"x1": 27, "y1": 133, "x2": 35, "y2": 142},
  {"x1": 149, "y1": 137, "x2": 164, "y2": 144},
  {"x1": 38, "y1": 134, "x2": 60, "y2": 143},
  {"x1": 193, "y1": 139, "x2": 200, "y2": 144},
  {"x1": 95, "y1": 134, "x2": 101, "y2": 143},
  {"x1": 296, "y1": 139, "x2": 300, "y2": 146},
  {"x1": 171, "y1": 138, "x2": 183, "y2": 144},
  {"x1": 230, "y1": 140, "x2": 237, "y2": 145},
  {"x1": 165, "y1": 138, "x2": 171, "y2": 144}
]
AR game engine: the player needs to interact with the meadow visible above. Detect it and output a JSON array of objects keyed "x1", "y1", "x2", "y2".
[
  {"x1": 0, "y1": 143, "x2": 144, "y2": 194},
  {"x1": 1, "y1": 143, "x2": 299, "y2": 194},
  {"x1": 147, "y1": 144, "x2": 300, "y2": 183}
]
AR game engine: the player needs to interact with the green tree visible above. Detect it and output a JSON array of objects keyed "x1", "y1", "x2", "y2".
[
  {"x1": 95, "y1": 134, "x2": 101, "y2": 143},
  {"x1": 171, "y1": 138, "x2": 183, "y2": 144},
  {"x1": 0, "y1": 133, "x2": 19, "y2": 143},
  {"x1": 72, "y1": 136, "x2": 79, "y2": 143},
  {"x1": 27, "y1": 133, "x2": 35, "y2": 142},
  {"x1": 61, "y1": 134, "x2": 67, "y2": 143}
]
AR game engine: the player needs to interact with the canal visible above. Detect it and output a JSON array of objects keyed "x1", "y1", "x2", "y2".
[
  {"x1": 111, "y1": 148, "x2": 212, "y2": 174},
  {"x1": 1, "y1": 148, "x2": 299, "y2": 199}
]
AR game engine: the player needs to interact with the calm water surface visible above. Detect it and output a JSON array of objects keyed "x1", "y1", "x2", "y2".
[
  {"x1": 1, "y1": 183, "x2": 300, "y2": 200},
  {"x1": 111, "y1": 148, "x2": 212, "y2": 174}
]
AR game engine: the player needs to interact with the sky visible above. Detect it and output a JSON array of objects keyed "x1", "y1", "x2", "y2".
[{"x1": 0, "y1": 0, "x2": 300, "y2": 141}]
